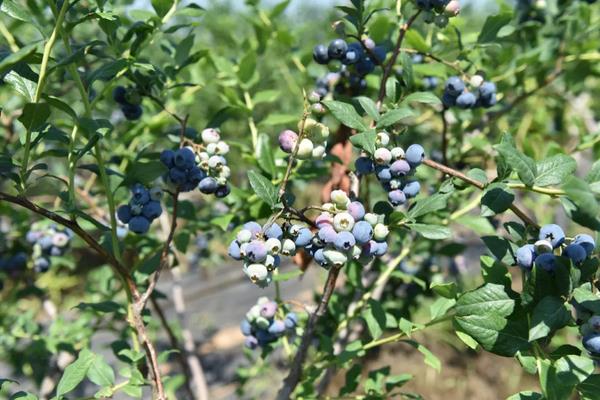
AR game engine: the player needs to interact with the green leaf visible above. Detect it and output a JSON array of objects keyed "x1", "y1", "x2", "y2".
[
  {"x1": 256, "y1": 133, "x2": 276, "y2": 177},
  {"x1": 402, "y1": 91, "x2": 441, "y2": 105},
  {"x1": 88, "y1": 59, "x2": 129, "y2": 85},
  {"x1": 124, "y1": 161, "x2": 167, "y2": 187},
  {"x1": 18, "y1": 103, "x2": 50, "y2": 132},
  {"x1": 455, "y1": 283, "x2": 514, "y2": 318},
  {"x1": 248, "y1": 170, "x2": 278, "y2": 208},
  {"x1": 535, "y1": 154, "x2": 577, "y2": 187},
  {"x1": 376, "y1": 107, "x2": 415, "y2": 128},
  {"x1": 151, "y1": 0, "x2": 174, "y2": 17},
  {"x1": 407, "y1": 193, "x2": 450, "y2": 219},
  {"x1": 540, "y1": 356, "x2": 595, "y2": 400},
  {"x1": 528, "y1": 296, "x2": 572, "y2": 341},
  {"x1": 578, "y1": 374, "x2": 600, "y2": 400},
  {"x1": 563, "y1": 177, "x2": 599, "y2": 217},
  {"x1": 5, "y1": 71, "x2": 37, "y2": 101},
  {"x1": 42, "y1": 95, "x2": 77, "y2": 120},
  {"x1": 495, "y1": 143, "x2": 537, "y2": 187},
  {"x1": 481, "y1": 183, "x2": 515, "y2": 216},
  {"x1": 356, "y1": 96, "x2": 379, "y2": 120},
  {"x1": 238, "y1": 51, "x2": 257, "y2": 84},
  {"x1": 87, "y1": 356, "x2": 115, "y2": 387},
  {"x1": 407, "y1": 223, "x2": 451, "y2": 239},
  {"x1": 430, "y1": 282, "x2": 458, "y2": 299},
  {"x1": 478, "y1": 13, "x2": 513, "y2": 43},
  {"x1": 322, "y1": 100, "x2": 367, "y2": 130},
  {"x1": 56, "y1": 349, "x2": 95, "y2": 397},
  {"x1": 349, "y1": 130, "x2": 377, "y2": 154},
  {"x1": 363, "y1": 299, "x2": 386, "y2": 340},
  {"x1": 0, "y1": 43, "x2": 38, "y2": 75},
  {"x1": 403, "y1": 340, "x2": 441, "y2": 372}
]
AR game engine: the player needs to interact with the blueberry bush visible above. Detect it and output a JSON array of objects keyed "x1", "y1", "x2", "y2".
[{"x1": 1, "y1": 0, "x2": 600, "y2": 399}]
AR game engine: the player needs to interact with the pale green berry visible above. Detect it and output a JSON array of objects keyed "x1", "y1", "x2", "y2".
[
  {"x1": 470, "y1": 75, "x2": 484, "y2": 88},
  {"x1": 312, "y1": 145, "x2": 326, "y2": 158},
  {"x1": 322, "y1": 203, "x2": 336, "y2": 212},
  {"x1": 373, "y1": 223, "x2": 389, "y2": 241},
  {"x1": 377, "y1": 132, "x2": 390, "y2": 146},
  {"x1": 237, "y1": 229, "x2": 253, "y2": 243},
  {"x1": 364, "y1": 213, "x2": 379, "y2": 226},
  {"x1": 333, "y1": 212, "x2": 355, "y2": 232},
  {"x1": 246, "y1": 304, "x2": 261, "y2": 321},
  {"x1": 331, "y1": 190, "x2": 350, "y2": 209},
  {"x1": 266, "y1": 238, "x2": 282, "y2": 254},
  {"x1": 296, "y1": 138, "x2": 314, "y2": 159},
  {"x1": 391, "y1": 147, "x2": 405, "y2": 160},
  {"x1": 265, "y1": 255, "x2": 278, "y2": 271},
  {"x1": 246, "y1": 263, "x2": 269, "y2": 283},
  {"x1": 351, "y1": 245, "x2": 362, "y2": 259},
  {"x1": 534, "y1": 240, "x2": 553, "y2": 254},
  {"x1": 216, "y1": 141, "x2": 230, "y2": 155},
  {"x1": 206, "y1": 143, "x2": 218, "y2": 154},
  {"x1": 255, "y1": 316, "x2": 270, "y2": 330},
  {"x1": 281, "y1": 238, "x2": 297, "y2": 256},
  {"x1": 201, "y1": 128, "x2": 221, "y2": 144},
  {"x1": 324, "y1": 249, "x2": 348, "y2": 267},
  {"x1": 374, "y1": 148, "x2": 392, "y2": 165}
]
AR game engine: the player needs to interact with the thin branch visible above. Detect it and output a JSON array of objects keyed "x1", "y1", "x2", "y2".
[
  {"x1": 376, "y1": 10, "x2": 422, "y2": 107},
  {"x1": 276, "y1": 264, "x2": 343, "y2": 400},
  {"x1": 422, "y1": 159, "x2": 539, "y2": 228},
  {"x1": 440, "y1": 110, "x2": 448, "y2": 165}
]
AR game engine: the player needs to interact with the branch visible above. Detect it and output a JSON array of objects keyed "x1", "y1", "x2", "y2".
[
  {"x1": 376, "y1": 10, "x2": 422, "y2": 106},
  {"x1": 440, "y1": 110, "x2": 448, "y2": 165},
  {"x1": 422, "y1": 159, "x2": 539, "y2": 228},
  {"x1": 276, "y1": 264, "x2": 343, "y2": 400}
]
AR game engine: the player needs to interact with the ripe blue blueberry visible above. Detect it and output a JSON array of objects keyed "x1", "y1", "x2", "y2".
[
  {"x1": 117, "y1": 205, "x2": 132, "y2": 224},
  {"x1": 376, "y1": 166, "x2": 392, "y2": 182},
  {"x1": 313, "y1": 44, "x2": 330, "y2": 64},
  {"x1": 34, "y1": 257, "x2": 50, "y2": 273},
  {"x1": 573, "y1": 234, "x2": 596, "y2": 256},
  {"x1": 456, "y1": 92, "x2": 477, "y2": 109},
  {"x1": 215, "y1": 185, "x2": 231, "y2": 198},
  {"x1": 341, "y1": 42, "x2": 363, "y2": 65},
  {"x1": 244, "y1": 335, "x2": 259, "y2": 349},
  {"x1": 334, "y1": 231, "x2": 356, "y2": 251},
  {"x1": 129, "y1": 216, "x2": 150, "y2": 234},
  {"x1": 328, "y1": 39, "x2": 348, "y2": 60},
  {"x1": 198, "y1": 177, "x2": 218, "y2": 194},
  {"x1": 583, "y1": 333, "x2": 600, "y2": 355},
  {"x1": 402, "y1": 181, "x2": 421, "y2": 198},
  {"x1": 241, "y1": 319, "x2": 252, "y2": 336},
  {"x1": 160, "y1": 150, "x2": 175, "y2": 168},
  {"x1": 352, "y1": 221, "x2": 373, "y2": 245},
  {"x1": 284, "y1": 312, "x2": 298, "y2": 329},
  {"x1": 372, "y1": 46, "x2": 387, "y2": 64},
  {"x1": 355, "y1": 157, "x2": 375, "y2": 175},
  {"x1": 142, "y1": 201, "x2": 162, "y2": 220},
  {"x1": 405, "y1": 144, "x2": 425, "y2": 167},
  {"x1": 388, "y1": 190, "x2": 407, "y2": 206},
  {"x1": 318, "y1": 226, "x2": 338, "y2": 244},
  {"x1": 535, "y1": 253, "x2": 557, "y2": 272},
  {"x1": 169, "y1": 168, "x2": 187, "y2": 185},
  {"x1": 294, "y1": 228, "x2": 313, "y2": 247},
  {"x1": 563, "y1": 243, "x2": 587, "y2": 265},
  {"x1": 348, "y1": 201, "x2": 366, "y2": 221},
  {"x1": 479, "y1": 81, "x2": 497, "y2": 98},
  {"x1": 228, "y1": 241, "x2": 242, "y2": 260},
  {"x1": 390, "y1": 160, "x2": 411, "y2": 177},
  {"x1": 243, "y1": 222, "x2": 262, "y2": 237},
  {"x1": 245, "y1": 241, "x2": 268, "y2": 263},
  {"x1": 112, "y1": 86, "x2": 127, "y2": 104},
  {"x1": 539, "y1": 224, "x2": 565, "y2": 248},
  {"x1": 516, "y1": 244, "x2": 536, "y2": 269},
  {"x1": 445, "y1": 76, "x2": 465, "y2": 96},
  {"x1": 174, "y1": 147, "x2": 196, "y2": 169},
  {"x1": 442, "y1": 91, "x2": 457, "y2": 107},
  {"x1": 122, "y1": 104, "x2": 142, "y2": 120},
  {"x1": 268, "y1": 320, "x2": 287, "y2": 336},
  {"x1": 355, "y1": 57, "x2": 375, "y2": 76},
  {"x1": 265, "y1": 223, "x2": 283, "y2": 240}
]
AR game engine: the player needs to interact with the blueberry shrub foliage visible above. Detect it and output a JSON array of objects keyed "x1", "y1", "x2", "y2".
[{"x1": 0, "y1": 0, "x2": 599, "y2": 399}]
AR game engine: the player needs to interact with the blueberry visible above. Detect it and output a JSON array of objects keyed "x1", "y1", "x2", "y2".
[
  {"x1": 456, "y1": 92, "x2": 477, "y2": 109},
  {"x1": 174, "y1": 147, "x2": 196, "y2": 169},
  {"x1": 341, "y1": 42, "x2": 364, "y2": 65},
  {"x1": 416, "y1": 0, "x2": 432, "y2": 9},
  {"x1": 376, "y1": 166, "x2": 392, "y2": 182},
  {"x1": 515, "y1": 244, "x2": 535, "y2": 269},
  {"x1": 405, "y1": 144, "x2": 425, "y2": 167},
  {"x1": 352, "y1": 221, "x2": 373, "y2": 245},
  {"x1": 228, "y1": 241, "x2": 242, "y2": 260},
  {"x1": 445, "y1": 76, "x2": 465, "y2": 96},
  {"x1": 334, "y1": 231, "x2": 356, "y2": 251},
  {"x1": 142, "y1": 201, "x2": 162, "y2": 220},
  {"x1": 563, "y1": 244, "x2": 587, "y2": 265},
  {"x1": 169, "y1": 167, "x2": 187, "y2": 185},
  {"x1": 583, "y1": 333, "x2": 600, "y2": 355},
  {"x1": 117, "y1": 205, "x2": 133, "y2": 224},
  {"x1": 442, "y1": 91, "x2": 457, "y2": 107},
  {"x1": 131, "y1": 183, "x2": 150, "y2": 204},
  {"x1": 373, "y1": 241, "x2": 388, "y2": 256},
  {"x1": 243, "y1": 222, "x2": 262, "y2": 237},
  {"x1": 347, "y1": 201, "x2": 366, "y2": 221},
  {"x1": 390, "y1": 160, "x2": 411, "y2": 177},
  {"x1": 268, "y1": 320, "x2": 287, "y2": 336},
  {"x1": 294, "y1": 228, "x2": 313, "y2": 247},
  {"x1": 215, "y1": 185, "x2": 231, "y2": 198},
  {"x1": 313, "y1": 44, "x2": 330, "y2": 64},
  {"x1": 160, "y1": 150, "x2": 175, "y2": 168},
  {"x1": 402, "y1": 181, "x2": 421, "y2": 198},
  {"x1": 372, "y1": 46, "x2": 387, "y2": 64},
  {"x1": 284, "y1": 312, "x2": 298, "y2": 329},
  {"x1": 388, "y1": 190, "x2": 407, "y2": 206},
  {"x1": 256, "y1": 329, "x2": 275, "y2": 345},
  {"x1": 34, "y1": 257, "x2": 50, "y2": 273},
  {"x1": 245, "y1": 240, "x2": 268, "y2": 263},
  {"x1": 313, "y1": 248, "x2": 327, "y2": 266},
  {"x1": 327, "y1": 39, "x2": 348, "y2": 60},
  {"x1": 573, "y1": 234, "x2": 596, "y2": 256},
  {"x1": 479, "y1": 81, "x2": 497, "y2": 98},
  {"x1": 264, "y1": 223, "x2": 283, "y2": 240},
  {"x1": 112, "y1": 86, "x2": 127, "y2": 104},
  {"x1": 129, "y1": 216, "x2": 151, "y2": 234},
  {"x1": 198, "y1": 177, "x2": 218, "y2": 194},
  {"x1": 122, "y1": 104, "x2": 142, "y2": 120},
  {"x1": 278, "y1": 130, "x2": 298, "y2": 153},
  {"x1": 355, "y1": 157, "x2": 375, "y2": 175},
  {"x1": 241, "y1": 319, "x2": 252, "y2": 336},
  {"x1": 355, "y1": 57, "x2": 375, "y2": 76},
  {"x1": 535, "y1": 253, "x2": 557, "y2": 272},
  {"x1": 244, "y1": 335, "x2": 259, "y2": 349},
  {"x1": 479, "y1": 93, "x2": 497, "y2": 108},
  {"x1": 318, "y1": 226, "x2": 338, "y2": 244},
  {"x1": 260, "y1": 301, "x2": 278, "y2": 318},
  {"x1": 539, "y1": 224, "x2": 565, "y2": 248},
  {"x1": 39, "y1": 236, "x2": 53, "y2": 250},
  {"x1": 149, "y1": 187, "x2": 163, "y2": 201}
]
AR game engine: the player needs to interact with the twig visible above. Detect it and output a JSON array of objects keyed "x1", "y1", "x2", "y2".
[
  {"x1": 276, "y1": 264, "x2": 343, "y2": 400},
  {"x1": 422, "y1": 159, "x2": 539, "y2": 228},
  {"x1": 376, "y1": 10, "x2": 422, "y2": 107},
  {"x1": 440, "y1": 110, "x2": 448, "y2": 165}
]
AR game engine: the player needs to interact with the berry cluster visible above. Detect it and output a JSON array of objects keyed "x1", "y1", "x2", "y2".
[
  {"x1": 515, "y1": 224, "x2": 596, "y2": 271},
  {"x1": 417, "y1": 0, "x2": 460, "y2": 28},
  {"x1": 308, "y1": 191, "x2": 390, "y2": 268},
  {"x1": 160, "y1": 129, "x2": 231, "y2": 197},
  {"x1": 241, "y1": 297, "x2": 298, "y2": 350},
  {"x1": 582, "y1": 316, "x2": 600, "y2": 360},
  {"x1": 312, "y1": 38, "x2": 388, "y2": 96},
  {"x1": 117, "y1": 184, "x2": 163, "y2": 235},
  {"x1": 278, "y1": 118, "x2": 329, "y2": 160},
  {"x1": 228, "y1": 221, "x2": 313, "y2": 287},
  {"x1": 112, "y1": 86, "x2": 143, "y2": 120},
  {"x1": 442, "y1": 75, "x2": 497, "y2": 109},
  {"x1": 26, "y1": 225, "x2": 73, "y2": 272},
  {"x1": 355, "y1": 142, "x2": 425, "y2": 206}
]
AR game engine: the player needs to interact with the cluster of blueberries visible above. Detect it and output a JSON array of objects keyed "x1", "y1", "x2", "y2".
[
  {"x1": 515, "y1": 224, "x2": 596, "y2": 271},
  {"x1": 311, "y1": 191, "x2": 390, "y2": 267},
  {"x1": 278, "y1": 118, "x2": 329, "y2": 160},
  {"x1": 416, "y1": 0, "x2": 460, "y2": 28},
  {"x1": 228, "y1": 220, "x2": 313, "y2": 287},
  {"x1": 160, "y1": 129, "x2": 231, "y2": 197},
  {"x1": 355, "y1": 141, "x2": 425, "y2": 206},
  {"x1": 442, "y1": 75, "x2": 498, "y2": 109},
  {"x1": 112, "y1": 86, "x2": 143, "y2": 120},
  {"x1": 117, "y1": 184, "x2": 163, "y2": 235},
  {"x1": 582, "y1": 316, "x2": 600, "y2": 360},
  {"x1": 312, "y1": 38, "x2": 387, "y2": 97},
  {"x1": 26, "y1": 225, "x2": 73, "y2": 272},
  {"x1": 241, "y1": 297, "x2": 298, "y2": 350}
]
